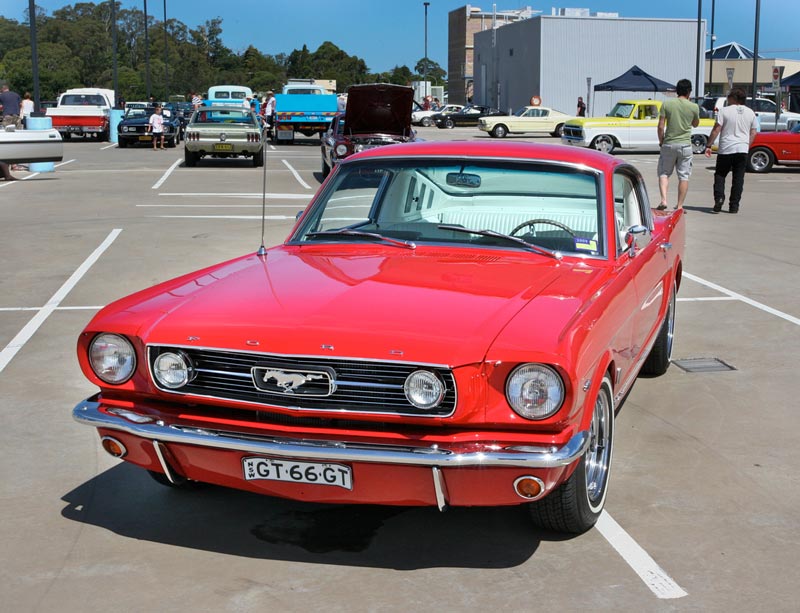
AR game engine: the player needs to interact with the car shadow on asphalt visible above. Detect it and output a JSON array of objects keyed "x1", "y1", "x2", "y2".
[{"x1": 61, "y1": 463, "x2": 561, "y2": 568}]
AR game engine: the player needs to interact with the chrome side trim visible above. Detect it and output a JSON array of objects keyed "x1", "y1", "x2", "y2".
[
  {"x1": 152, "y1": 440, "x2": 178, "y2": 484},
  {"x1": 74, "y1": 397, "x2": 588, "y2": 470},
  {"x1": 432, "y1": 466, "x2": 449, "y2": 511}
]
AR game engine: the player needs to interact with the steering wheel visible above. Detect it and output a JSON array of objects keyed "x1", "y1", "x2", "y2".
[{"x1": 510, "y1": 218, "x2": 576, "y2": 237}]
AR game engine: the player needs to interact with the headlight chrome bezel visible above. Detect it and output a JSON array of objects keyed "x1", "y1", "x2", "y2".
[
  {"x1": 505, "y1": 363, "x2": 565, "y2": 420},
  {"x1": 404, "y1": 369, "x2": 446, "y2": 410},
  {"x1": 88, "y1": 333, "x2": 137, "y2": 385},
  {"x1": 152, "y1": 350, "x2": 195, "y2": 389}
]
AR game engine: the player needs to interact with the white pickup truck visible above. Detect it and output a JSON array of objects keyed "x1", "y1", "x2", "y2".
[
  {"x1": 561, "y1": 99, "x2": 715, "y2": 154},
  {"x1": 46, "y1": 88, "x2": 115, "y2": 141}
]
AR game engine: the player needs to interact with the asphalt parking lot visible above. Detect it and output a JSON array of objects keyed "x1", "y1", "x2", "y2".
[{"x1": 2, "y1": 127, "x2": 799, "y2": 612}]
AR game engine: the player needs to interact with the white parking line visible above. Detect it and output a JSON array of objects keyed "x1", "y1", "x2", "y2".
[
  {"x1": 0, "y1": 306, "x2": 104, "y2": 312},
  {"x1": 596, "y1": 512, "x2": 688, "y2": 599},
  {"x1": 158, "y1": 192, "x2": 310, "y2": 199},
  {"x1": 685, "y1": 271, "x2": 800, "y2": 326},
  {"x1": 152, "y1": 158, "x2": 183, "y2": 189},
  {"x1": 282, "y1": 159, "x2": 312, "y2": 189},
  {"x1": 101, "y1": 143, "x2": 118, "y2": 150},
  {"x1": 677, "y1": 296, "x2": 737, "y2": 302},
  {"x1": 150, "y1": 215, "x2": 295, "y2": 220},
  {"x1": 0, "y1": 229, "x2": 122, "y2": 374}
]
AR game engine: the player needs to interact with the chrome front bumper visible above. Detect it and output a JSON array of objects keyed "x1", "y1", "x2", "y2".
[{"x1": 73, "y1": 396, "x2": 588, "y2": 470}]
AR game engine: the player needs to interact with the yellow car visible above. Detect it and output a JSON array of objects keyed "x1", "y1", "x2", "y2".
[
  {"x1": 561, "y1": 99, "x2": 714, "y2": 154},
  {"x1": 478, "y1": 106, "x2": 575, "y2": 138}
]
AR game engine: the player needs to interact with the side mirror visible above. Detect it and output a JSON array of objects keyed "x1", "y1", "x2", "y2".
[{"x1": 625, "y1": 225, "x2": 650, "y2": 256}]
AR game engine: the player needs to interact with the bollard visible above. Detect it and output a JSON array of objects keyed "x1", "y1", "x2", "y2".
[
  {"x1": 26, "y1": 113, "x2": 55, "y2": 173},
  {"x1": 109, "y1": 109, "x2": 124, "y2": 144}
]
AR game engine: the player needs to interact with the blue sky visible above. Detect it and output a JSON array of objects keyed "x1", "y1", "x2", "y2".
[{"x1": 3, "y1": 0, "x2": 798, "y2": 72}]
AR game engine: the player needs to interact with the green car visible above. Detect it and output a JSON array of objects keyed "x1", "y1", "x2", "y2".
[{"x1": 184, "y1": 105, "x2": 264, "y2": 167}]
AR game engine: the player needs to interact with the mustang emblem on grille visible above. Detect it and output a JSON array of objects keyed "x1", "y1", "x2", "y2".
[
  {"x1": 252, "y1": 364, "x2": 336, "y2": 397},
  {"x1": 261, "y1": 370, "x2": 324, "y2": 393}
]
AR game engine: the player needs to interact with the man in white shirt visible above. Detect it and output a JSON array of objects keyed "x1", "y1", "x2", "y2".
[
  {"x1": 263, "y1": 90, "x2": 276, "y2": 138},
  {"x1": 704, "y1": 88, "x2": 758, "y2": 214}
]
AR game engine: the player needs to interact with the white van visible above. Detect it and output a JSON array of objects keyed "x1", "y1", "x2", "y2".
[{"x1": 206, "y1": 85, "x2": 252, "y2": 108}]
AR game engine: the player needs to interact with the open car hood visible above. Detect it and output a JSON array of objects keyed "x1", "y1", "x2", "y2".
[{"x1": 344, "y1": 84, "x2": 414, "y2": 136}]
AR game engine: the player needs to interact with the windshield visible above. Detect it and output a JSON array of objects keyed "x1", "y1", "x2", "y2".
[
  {"x1": 190, "y1": 108, "x2": 257, "y2": 126},
  {"x1": 608, "y1": 103, "x2": 635, "y2": 118},
  {"x1": 291, "y1": 160, "x2": 604, "y2": 257}
]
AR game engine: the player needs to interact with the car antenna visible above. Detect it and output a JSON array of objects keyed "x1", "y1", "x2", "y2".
[{"x1": 257, "y1": 129, "x2": 268, "y2": 257}]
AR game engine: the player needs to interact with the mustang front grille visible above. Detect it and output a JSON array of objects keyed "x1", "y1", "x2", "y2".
[{"x1": 147, "y1": 346, "x2": 457, "y2": 417}]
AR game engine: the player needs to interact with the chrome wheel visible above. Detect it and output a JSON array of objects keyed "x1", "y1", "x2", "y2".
[
  {"x1": 421, "y1": 117, "x2": 433, "y2": 127},
  {"x1": 444, "y1": 118, "x2": 455, "y2": 129},
  {"x1": 585, "y1": 383, "x2": 612, "y2": 510},
  {"x1": 491, "y1": 124, "x2": 508, "y2": 138},
  {"x1": 592, "y1": 135, "x2": 614, "y2": 154},
  {"x1": 748, "y1": 148, "x2": 774, "y2": 173},
  {"x1": 691, "y1": 134, "x2": 707, "y2": 154}
]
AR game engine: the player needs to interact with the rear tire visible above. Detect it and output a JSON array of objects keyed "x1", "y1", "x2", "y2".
[
  {"x1": 444, "y1": 118, "x2": 455, "y2": 129},
  {"x1": 691, "y1": 134, "x2": 707, "y2": 154},
  {"x1": 421, "y1": 117, "x2": 433, "y2": 127},
  {"x1": 322, "y1": 155, "x2": 330, "y2": 178},
  {"x1": 184, "y1": 148, "x2": 198, "y2": 167},
  {"x1": 529, "y1": 375, "x2": 614, "y2": 534},
  {"x1": 641, "y1": 284, "x2": 676, "y2": 376},
  {"x1": 252, "y1": 148, "x2": 264, "y2": 167}
]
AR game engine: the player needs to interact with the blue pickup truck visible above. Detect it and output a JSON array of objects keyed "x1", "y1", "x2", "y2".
[{"x1": 273, "y1": 82, "x2": 339, "y2": 143}]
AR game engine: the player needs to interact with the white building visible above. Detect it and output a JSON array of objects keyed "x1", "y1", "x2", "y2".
[{"x1": 472, "y1": 13, "x2": 706, "y2": 116}]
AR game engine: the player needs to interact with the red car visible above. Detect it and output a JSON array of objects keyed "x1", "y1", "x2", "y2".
[
  {"x1": 320, "y1": 83, "x2": 415, "y2": 178},
  {"x1": 747, "y1": 122, "x2": 800, "y2": 172},
  {"x1": 73, "y1": 141, "x2": 684, "y2": 534}
]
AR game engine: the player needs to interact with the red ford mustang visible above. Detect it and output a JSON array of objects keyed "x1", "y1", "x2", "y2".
[
  {"x1": 74, "y1": 141, "x2": 684, "y2": 534},
  {"x1": 747, "y1": 121, "x2": 800, "y2": 172}
]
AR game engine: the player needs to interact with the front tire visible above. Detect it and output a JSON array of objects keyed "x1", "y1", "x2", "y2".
[
  {"x1": 444, "y1": 118, "x2": 455, "y2": 129},
  {"x1": 591, "y1": 135, "x2": 615, "y2": 154},
  {"x1": 491, "y1": 124, "x2": 508, "y2": 138},
  {"x1": 421, "y1": 117, "x2": 433, "y2": 127},
  {"x1": 748, "y1": 147, "x2": 774, "y2": 173},
  {"x1": 321, "y1": 155, "x2": 330, "y2": 178},
  {"x1": 529, "y1": 375, "x2": 614, "y2": 534},
  {"x1": 550, "y1": 123, "x2": 564, "y2": 138}
]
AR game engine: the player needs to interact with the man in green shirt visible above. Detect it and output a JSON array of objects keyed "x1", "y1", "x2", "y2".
[{"x1": 657, "y1": 78, "x2": 700, "y2": 210}]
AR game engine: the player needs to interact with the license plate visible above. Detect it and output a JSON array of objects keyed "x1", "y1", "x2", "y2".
[
  {"x1": 138, "y1": 135, "x2": 152, "y2": 141},
  {"x1": 242, "y1": 457, "x2": 352, "y2": 490},
  {"x1": 214, "y1": 143, "x2": 233, "y2": 151}
]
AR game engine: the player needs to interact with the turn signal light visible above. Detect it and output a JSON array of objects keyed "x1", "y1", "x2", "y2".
[
  {"x1": 101, "y1": 436, "x2": 127, "y2": 458},
  {"x1": 514, "y1": 476, "x2": 545, "y2": 500}
]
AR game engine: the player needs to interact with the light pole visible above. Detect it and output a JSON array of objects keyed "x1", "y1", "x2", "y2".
[
  {"x1": 694, "y1": 0, "x2": 702, "y2": 101},
  {"x1": 144, "y1": 0, "x2": 151, "y2": 99},
  {"x1": 111, "y1": 0, "x2": 118, "y2": 106},
  {"x1": 423, "y1": 2, "x2": 430, "y2": 102},
  {"x1": 708, "y1": 0, "x2": 716, "y2": 95},
  {"x1": 28, "y1": 0, "x2": 40, "y2": 110},
  {"x1": 163, "y1": 0, "x2": 168, "y2": 100},
  {"x1": 750, "y1": 0, "x2": 761, "y2": 103}
]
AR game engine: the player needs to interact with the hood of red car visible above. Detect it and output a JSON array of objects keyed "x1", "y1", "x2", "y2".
[
  {"x1": 344, "y1": 83, "x2": 414, "y2": 136},
  {"x1": 106, "y1": 246, "x2": 597, "y2": 367}
]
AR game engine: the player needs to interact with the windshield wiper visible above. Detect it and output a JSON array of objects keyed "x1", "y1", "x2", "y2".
[
  {"x1": 305, "y1": 229, "x2": 416, "y2": 250},
  {"x1": 437, "y1": 224, "x2": 562, "y2": 260}
]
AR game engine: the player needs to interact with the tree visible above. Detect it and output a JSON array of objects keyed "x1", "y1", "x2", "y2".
[{"x1": 414, "y1": 58, "x2": 446, "y2": 85}]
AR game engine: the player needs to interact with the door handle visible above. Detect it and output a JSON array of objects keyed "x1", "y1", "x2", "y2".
[{"x1": 659, "y1": 242, "x2": 672, "y2": 251}]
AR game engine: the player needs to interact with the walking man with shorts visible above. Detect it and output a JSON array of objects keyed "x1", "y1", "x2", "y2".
[
  {"x1": 657, "y1": 79, "x2": 700, "y2": 210},
  {"x1": 703, "y1": 88, "x2": 758, "y2": 214}
]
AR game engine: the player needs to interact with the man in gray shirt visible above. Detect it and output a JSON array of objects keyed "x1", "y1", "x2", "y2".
[{"x1": 704, "y1": 88, "x2": 758, "y2": 214}]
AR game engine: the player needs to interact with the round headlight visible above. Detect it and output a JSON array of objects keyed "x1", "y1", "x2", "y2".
[
  {"x1": 335, "y1": 144, "x2": 348, "y2": 156},
  {"x1": 506, "y1": 364, "x2": 564, "y2": 420},
  {"x1": 404, "y1": 370, "x2": 445, "y2": 410},
  {"x1": 89, "y1": 333, "x2": 136, "y2": 385},
  {"x1": 153, "y1": 351, "x2": 194, "y2": 389}
]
